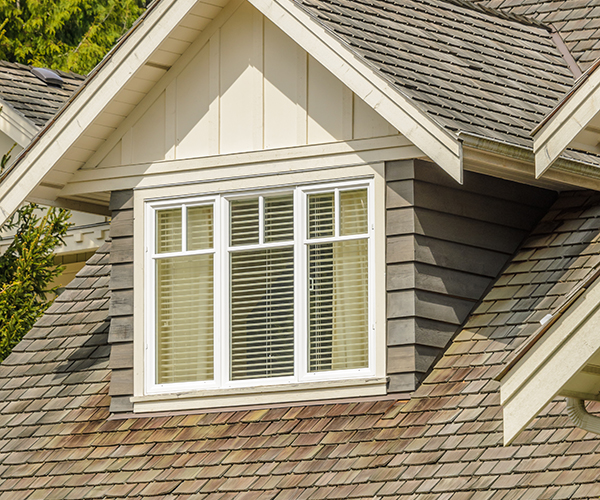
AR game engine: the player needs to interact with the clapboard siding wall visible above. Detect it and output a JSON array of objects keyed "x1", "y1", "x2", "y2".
[
  {"x1": 386, "y1": 160, "x2": 557, "y2": 392},
  {"x1": 108, "y1": 190, "x2": 135, "y2": 413}
]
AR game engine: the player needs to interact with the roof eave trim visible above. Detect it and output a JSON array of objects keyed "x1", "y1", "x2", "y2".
[
  {"x1": 459, "y1": 131, "x2": 600, "y2": 189},
  {"x1": 0, "y1": 100, "x2": 39, "y2": 147},
  {"x1": 532, "y1": 59, "x2": 600, "y2": 178},
  {"x1": 0, "y1": 0, "x2": 195, "y2": 223},
  {"x1": 249, "y1": 0, "x2": 463, "y2": 183},
  {"x1": 500, "y1": 271, "x2": 600, "y2": 446}
]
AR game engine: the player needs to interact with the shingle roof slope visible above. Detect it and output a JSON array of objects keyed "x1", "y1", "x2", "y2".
[
  {"x1": 477, "y1": 0, "x2": 600, "y2": 72},
  {"x1": 295, "y1": 0, "x2": 576, "y2": 150},
  {"x1": 0, "y1": 192, "x2": 600, "y2": 498},
  {"x1": 0, "y1": 61, "x2": 84, "y2": 128}
]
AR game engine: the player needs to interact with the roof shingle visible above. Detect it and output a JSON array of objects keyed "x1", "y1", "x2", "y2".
[{"x1": 0, "y1": 61, "x2": 84, "y2": 128}]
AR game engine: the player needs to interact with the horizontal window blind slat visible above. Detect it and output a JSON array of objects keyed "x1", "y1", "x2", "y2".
[
  {"x1": 156, "y1": 254, "x2": 214, "y2": 384},
  {"x1": 156, "y1": 208, "x2": 182, "y2": 254},
  {"x1": 231, "y1": 247, "x2": 294, "y2": 381}
]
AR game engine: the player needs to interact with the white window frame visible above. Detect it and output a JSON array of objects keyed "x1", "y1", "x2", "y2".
[{"x1": 144, "y1": 179, "x2": 376, "y2": 396}]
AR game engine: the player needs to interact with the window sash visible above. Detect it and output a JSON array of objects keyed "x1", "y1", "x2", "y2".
[{"x1": 146, "y1": 180, "x2": 374, "y2": 395}]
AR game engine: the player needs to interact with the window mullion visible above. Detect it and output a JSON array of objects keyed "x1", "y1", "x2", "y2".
[
  {"x1": 295, "y1": 187, "x2": 305, "y2": 383},
  {"x1": 259, "y1": 195, "x2": 265, "y2": 245},
  {"x1": 334, "y1": 188, "x2": 340, "y2": 238},
  {"x1": 221, "y1": 196, "x2": 230, "y2": 387},
  {"x1": 181, "y1": 205, "x2": 187, "y2": 252}
]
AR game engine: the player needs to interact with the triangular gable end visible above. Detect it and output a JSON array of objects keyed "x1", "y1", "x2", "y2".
[
  {"x1": 81, "y1": 2, "x2": 401, "y2": 172},
  {"x1": 0, "y1": 0, "x2": 462, "y2": 224},
  {"x1": 533, "y1": 60, "x2": 600, "y2": 177}
]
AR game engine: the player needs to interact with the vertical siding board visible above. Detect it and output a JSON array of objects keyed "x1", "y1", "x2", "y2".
[
  {"x1": 108, "y1": 189, "x2": 135, "y2": 413},
  {"x1": 385, "y1": 159, "x2": 556, "y2": 393}
]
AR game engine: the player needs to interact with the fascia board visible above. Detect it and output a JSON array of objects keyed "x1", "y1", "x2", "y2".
[
  {"x1": 248, "y1": 0, "x2": 463, "y2": 183},
  {"x1": 533, "y1": 65, "x2": 600, "y2": 178},
  {"x1": 0, "y1": 100, "x2": 38, "y2": 147},
  {"x1": 0, "y1": 0, "x2": 198, "y2": 223},
  {"x1": 500, "y1": 277, "x2": 600, "y2": 445}
]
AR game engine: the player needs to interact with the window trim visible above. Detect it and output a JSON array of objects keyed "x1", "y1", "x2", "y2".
[{"x1": 144, "y1": 178, "x2": 376, "y2": 397}]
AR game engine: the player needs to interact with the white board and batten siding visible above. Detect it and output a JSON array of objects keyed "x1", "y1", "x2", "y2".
[{"x1": 94, "y1": 2, "x2": 398, "y2": 172}]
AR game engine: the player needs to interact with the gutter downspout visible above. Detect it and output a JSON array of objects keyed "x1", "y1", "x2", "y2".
[{"x1": 565, "y1": 398, "x2": 600, "y2": 435}]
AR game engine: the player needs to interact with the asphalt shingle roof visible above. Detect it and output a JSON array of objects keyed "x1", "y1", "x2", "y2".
[
  {"x1": 0, "y1": 60, "x2": 84, "y2": 128},
  {"x1": 477, "y1": 0, "x2": 600, "y2": 72},
  {"x1": 0, "y1": 191, "x2": 599, "y2": 498},
  {"x1": 296, "y1": 0, "x2": 576, "y2": 150}
]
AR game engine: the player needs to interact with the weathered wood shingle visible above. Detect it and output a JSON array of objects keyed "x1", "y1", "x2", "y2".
[{"x1": 0, "y1": 191, "x2": 598, "y2": 498}]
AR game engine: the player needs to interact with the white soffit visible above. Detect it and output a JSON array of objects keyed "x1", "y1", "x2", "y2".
[
  {"x1": 0, "y1": 0, "x2": 464, "y2": 223},
  {"x1": 500, "y1": 275, "x2": 600, "y2": 445},
  {"x1": 0, "y1": 100, "x2": 39, "y2": 147},
  {"x1": 533, "y1": 61, "x2": 600, "y2": 178},
  {"x1": 0, "y1": 0, "x2": 224, "y2": 221}
]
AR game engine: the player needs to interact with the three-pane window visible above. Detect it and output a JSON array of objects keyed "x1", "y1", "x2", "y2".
[{"x1": 147, "y1": 181, "x2": 373, "y2": 393}]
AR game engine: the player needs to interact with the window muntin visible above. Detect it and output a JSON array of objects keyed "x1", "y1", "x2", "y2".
[{"x1": 146, "y1": 181, "x2": 373, "y2": 394}]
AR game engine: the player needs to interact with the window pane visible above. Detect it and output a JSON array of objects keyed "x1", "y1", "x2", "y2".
[
  {"x1": 340, "y1": 189, "x2": 368, "y2": 236},
  {"x1": 264, "y1": 194, "x2": 294, "y2": 242},
  {"x1": 156, "y1": 254, "x2": 214, "y2": 384},
  {"x1": 308, "y1": 192, "x2": 334, "y2": 239},
  {"x1": 308, "y1": 239, "x2": 368, "y2": 372},
  {"x1": 156, "y1": 208, "x2": 182, "y2": 254},
  {"x1": 231, "y1": 198, "x2": 259, "y2": 246},
  {"x1": 230, "y1": 247, "x2": 294, "y2": 380},
  {"x1": 187, "y1": 205, "x2": 213, "y2": 251}
]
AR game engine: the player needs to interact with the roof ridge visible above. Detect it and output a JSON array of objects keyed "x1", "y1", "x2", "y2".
[{"x1": 441, "y1": 0, "x2": 551, "y2": 31}]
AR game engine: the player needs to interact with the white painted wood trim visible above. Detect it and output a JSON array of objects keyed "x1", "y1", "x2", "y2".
[
  {"x1": 60, "y1": 135, "x2": 421, "y2": 195},
  {"x1": 132, "y1": 376, "x2": 387, "y2": 412},
  {"x1": 247, "y1": 0, "x2": 463, "y2": 182},
  {"x1": 533, "y1": 67, "x2": 600, "y2": 177},
  {"x1": 500, "y1": 277, "x2": 600, "y2": 445},
  {"x1": 0, "y1": 0, "x2": 205, "y2": 223},
  {"x1": 0, "y1": 100, "x2": 39, "y2": 147}
]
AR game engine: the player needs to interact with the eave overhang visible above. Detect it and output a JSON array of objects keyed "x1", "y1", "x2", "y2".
[
  {"x1": 0, "y1": 0, "x2": 467, "y2": 225},
  {"x1": 498, "y1": 269, "x2": 600, "y2": 445},
  {"x1": 533, "y1": 59, "x2": 600, "y2": 178}
]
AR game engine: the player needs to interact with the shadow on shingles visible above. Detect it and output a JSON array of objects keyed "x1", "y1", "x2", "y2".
[{"x1": 52, "y1": 324, "x2": 111, "y2": 378}]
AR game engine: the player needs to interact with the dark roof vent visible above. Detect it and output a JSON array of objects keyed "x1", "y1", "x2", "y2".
[{"x1": 31, "y1": 67, "x2": 64, "y2": 87}]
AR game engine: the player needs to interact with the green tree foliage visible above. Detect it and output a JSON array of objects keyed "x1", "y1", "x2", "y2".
[
  {"x1": 0, "y1": 149, "x2": 71, "y2": 361},
  {"x1": 0, "y1": 203, "x2": 71, "y2": 361},
  {"x1": 0, "y1": 0, "x2": 147, "y2": 74}
]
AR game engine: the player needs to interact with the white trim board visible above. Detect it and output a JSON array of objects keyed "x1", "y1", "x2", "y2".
[
  {"x1": 533, "y1": 64, "x2": 600, "y2": 178},
  {"x1": 0, "y1": 0, "x2": 466, "y2": 225},
  {"x1": 500, "y1": 276, "x2": 600, "y2": 445},
  {"x1": 248, "y1": 0, "x2": 462, "y2": 181},
  {"x1": 0, "y1": 0, "x2": 201, "y2": 222},
  {"x1": 60, "y1": 135, "x2": 421, "y2": 195},
  {"x1": 0, "y1": 100, "x2": 39, "y2": 147}
]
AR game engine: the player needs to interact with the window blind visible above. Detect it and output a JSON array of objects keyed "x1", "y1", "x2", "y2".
[
  {"x1": 155, "y1": 204, "x2": 215, "y2": 385},
  {"x1": 230, "y1": 248, "x2": 295, "y2": 380},
  {"x1": 156, "y1": 254, "x2": 214, "y2": 384},
  {"x1": 156, "y1": 208, "x2": 182, "y2": 253},
  {"x1": 230, "y1": 193, "x2": 295, "y2": 380},
  {"x1": 308, "y1": 189, "x2": 369, "y2": 372}
]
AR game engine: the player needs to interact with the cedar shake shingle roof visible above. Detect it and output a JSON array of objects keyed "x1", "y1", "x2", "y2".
[
  {"x1": 0, "y1": 60, "x2": 84, "y2": 128},
  {"x1": 0, "y1": 191, "x2": 600, "y2": 498}
]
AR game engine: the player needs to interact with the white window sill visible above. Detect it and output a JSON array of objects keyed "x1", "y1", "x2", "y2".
[{"x1": 131, "y1": 377, "x2": 388, "y2": 413}]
